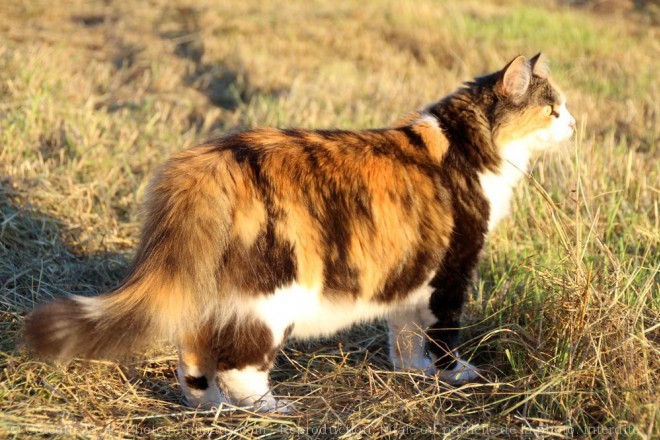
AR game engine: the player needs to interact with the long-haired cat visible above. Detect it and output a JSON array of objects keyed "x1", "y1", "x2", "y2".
[{"x1": 24, "y1": 53, "x2": 575, "y2": 412}]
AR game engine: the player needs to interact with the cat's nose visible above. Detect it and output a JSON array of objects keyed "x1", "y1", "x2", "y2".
[{"x1": 569, "y1": 117, "x2": 576, "y2": 131}]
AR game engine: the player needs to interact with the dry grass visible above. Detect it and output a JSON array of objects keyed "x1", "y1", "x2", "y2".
[{"x1": 1, "y1": 0, "x2": 658, "y2": 438}]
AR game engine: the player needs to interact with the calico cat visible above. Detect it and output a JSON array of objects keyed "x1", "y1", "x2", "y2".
[{"x1": 24, "y1": 53, "x2": 575, "y2": 412}]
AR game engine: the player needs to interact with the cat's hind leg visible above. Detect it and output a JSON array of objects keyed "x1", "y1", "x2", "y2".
[
  {"x1": 217, "y1": 366, "x2": 291, "y2": 413},
  {"x1": 215, "y1": 318, "x2": 293, "y2": 413},
  {"x1": 177, "y1": 331, "x2": 228, "y2": 409}
]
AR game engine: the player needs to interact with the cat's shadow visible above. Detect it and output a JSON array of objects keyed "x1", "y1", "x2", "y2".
[
  {"x1": 0, "y1": 182, "x2": 171, "y2": 405},
  {"x1": 157, "y1": 5, "x2": 286, "y2": 133},
  {"x1": 0, "y1": 181, "x2": 131, "y2": 319}
]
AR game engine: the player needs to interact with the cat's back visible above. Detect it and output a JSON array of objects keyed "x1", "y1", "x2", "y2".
[
  {"x1": 147, "y1": 124, "x2": 455, "y2": 300},
  {"x1": 212, "y1": 118, "x2": 449, "y2": 177}
]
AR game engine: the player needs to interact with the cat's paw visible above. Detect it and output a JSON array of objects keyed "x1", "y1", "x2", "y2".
[
  {"x1": 412, "y1": 356, "x2": 438, "y2": 376},
  {"x1": 252, "y1": 396, "x2": 297, "y2": 414},
  {"x1": 188, "y1": 392, "x2": 295, "y2": 414},
  {"x1": 437, "y1": 358, "x2": 479, "y2": 384},
  {"x1": 184, "y1": 391, "x2": 230, "y2": 411},
  {"x1": 391, "y1": 353, "x2": 437, "y2": 375}
]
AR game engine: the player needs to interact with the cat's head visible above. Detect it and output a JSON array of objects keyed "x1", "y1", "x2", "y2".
[{"x1": 481, "y1": 53, "x2": 575, "y2": 151}]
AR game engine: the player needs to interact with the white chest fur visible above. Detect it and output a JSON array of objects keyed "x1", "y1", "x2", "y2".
[{"x1": 478, "y1": 141, "x2": 531, "y2": 232}]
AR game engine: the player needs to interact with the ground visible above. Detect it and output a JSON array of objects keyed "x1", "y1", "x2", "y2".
[{"x1": 0, "y1": 0, "x2": 658, "y2": 438}]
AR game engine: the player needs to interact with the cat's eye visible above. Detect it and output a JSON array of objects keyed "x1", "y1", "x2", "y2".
[
  {"x1": 546, "y1": 105, "x2": 560, "y2": 118},
  {"x1": 543, "y1": 105, "x2": 559, "y2": 117}
]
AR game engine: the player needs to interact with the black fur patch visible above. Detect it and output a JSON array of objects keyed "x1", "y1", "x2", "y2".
[
  {"x1": 424, "y1": 87, "x2": 494, "y2": 368},
  {"x1": 376, "y1": 250, "x2": 435, "y2": 302},
  {"x1": 399, "y1": 125, "x2": 426, "y2": 150},
  {"x1": 216, "y1": 318, "x2": 275, "y2": 371},
  {"x1": 184, "y1": 375, "x2": 209, "y2": 390}
]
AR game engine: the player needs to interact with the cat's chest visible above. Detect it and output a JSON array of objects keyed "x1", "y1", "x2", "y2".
[{"x1": 478, "y1": 142, "x2": 530, "y2": 232}]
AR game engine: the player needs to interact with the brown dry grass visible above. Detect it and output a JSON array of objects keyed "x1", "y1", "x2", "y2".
[{"x1": 1, "y1": 0, "x2": 658, "y2": 438}]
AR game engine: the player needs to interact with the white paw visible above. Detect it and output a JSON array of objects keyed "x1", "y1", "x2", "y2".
[
  {"x1": 392, "y1": 353, "x2": 437, "y2": 376},
  {"x1": 177, "y1": 367, "x2": 229, "y2": 410},
  {"x1": 437, "y1": 358, "x2": 480, "y2": 384},
  {"x1": 184, "y1": 390, "x2": 230, "y2": 410},
  {"x1": 253, "y1": 396, "x2": 296, "y2": 414}
]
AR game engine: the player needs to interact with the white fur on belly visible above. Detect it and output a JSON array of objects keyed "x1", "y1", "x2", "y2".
[{"x1": 252, "y1": 278, "x2": 435, "y2": 341}]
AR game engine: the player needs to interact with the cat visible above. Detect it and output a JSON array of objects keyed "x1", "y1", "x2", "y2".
[{"x1": 24, "y1": 53, "x2": 575, "y2": 412}]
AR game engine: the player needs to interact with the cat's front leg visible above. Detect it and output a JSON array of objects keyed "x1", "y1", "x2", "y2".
[
  {"x1": 426, "y1": 330, "x2": 480, "y2": 384},
  {"x1": 427, "y1": 280, "x2": 480, "y2": 385},
  {"x1": 387, "y1": 306, "x2": 436, "y2": 375}
]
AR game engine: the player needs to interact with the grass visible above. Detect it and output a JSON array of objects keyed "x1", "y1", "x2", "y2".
[{"x1": 1, "y1": 0, "x2": 658, "y2": 438}]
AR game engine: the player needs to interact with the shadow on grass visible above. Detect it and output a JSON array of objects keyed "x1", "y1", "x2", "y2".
[
  {"x1": 159, "y1": 6, "x2": 253, "y2": 112},
  {"x1": 0, "y1": 182, "x2": 191, "y2": 408},
  {"x1": 158, "y1": 5, "x2": 287, "y2": 133},
  {"x1": 0, "y1": 182, "x2": 130, "y2": 317}
]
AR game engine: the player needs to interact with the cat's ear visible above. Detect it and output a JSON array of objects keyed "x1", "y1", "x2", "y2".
[
  {"x1": 530, "y1": 52, "x2": 550, "y2": 79},
  {"x1": 498, "y1": 55, "x2": 531, "y2": 101}
]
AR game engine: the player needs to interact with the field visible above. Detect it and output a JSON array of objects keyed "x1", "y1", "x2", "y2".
[{"x1": 0, "y1": 0, "x2": 658, "y2": 438}]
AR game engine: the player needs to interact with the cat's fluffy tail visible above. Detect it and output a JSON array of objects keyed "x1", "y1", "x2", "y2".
[
  {"x1": 23, "y1": 272, "x2": 189, "y2": 360},
  {"x1": 24, "y1": 146, "x2": 237, "y2": 361}
]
